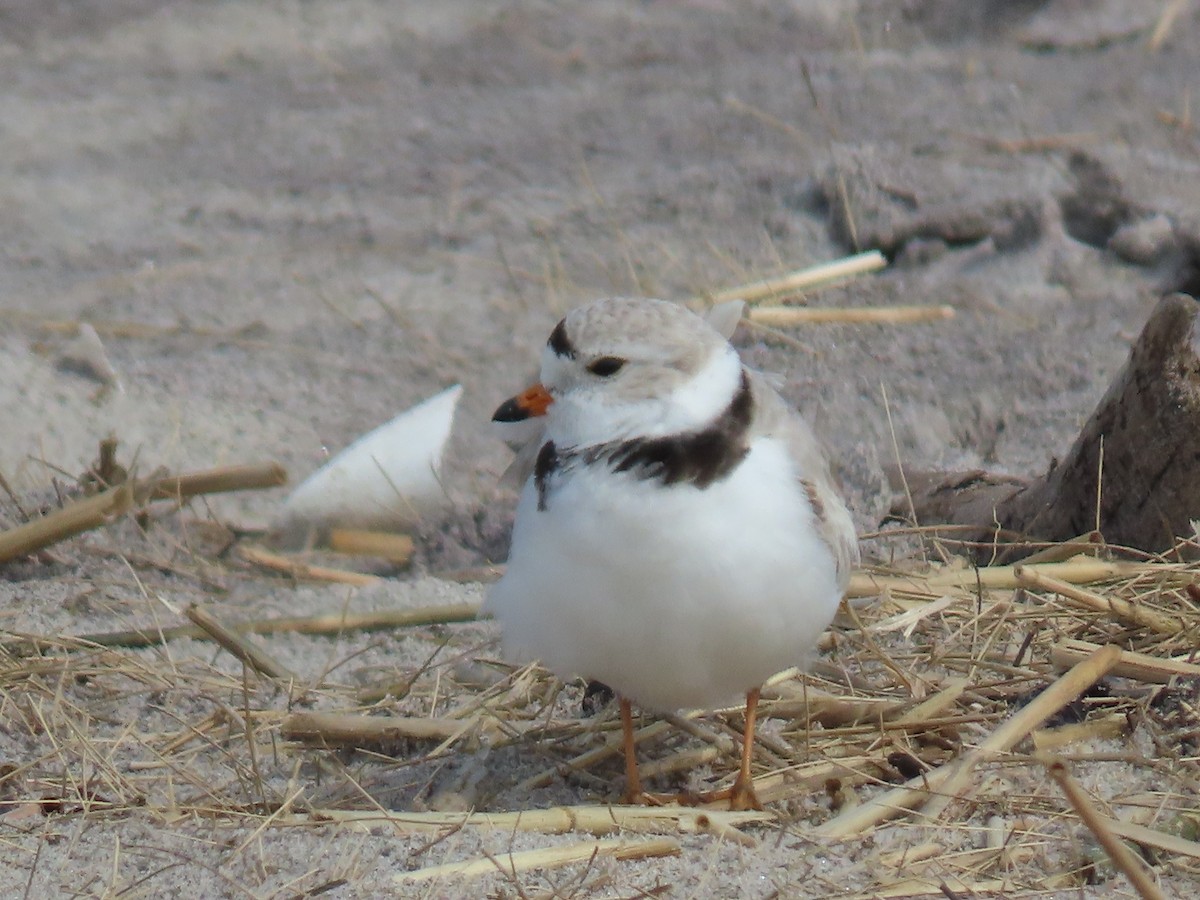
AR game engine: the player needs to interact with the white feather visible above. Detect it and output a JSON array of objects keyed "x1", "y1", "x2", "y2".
[
  {"x1": 486, "y1": 434, "x2": 840, "y2": 711},
  {"x1": 273, "y1": 385, "x2": 461, "y2": 544}
]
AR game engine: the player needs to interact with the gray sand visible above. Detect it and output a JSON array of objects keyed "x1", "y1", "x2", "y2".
[{"x1": 2, "y1": 1, "x2": 1199, "y2": 896}]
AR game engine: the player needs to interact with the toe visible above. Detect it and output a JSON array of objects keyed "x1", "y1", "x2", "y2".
[{"x1": 728, "y1": 781, "x2": 763, "y2": 811}]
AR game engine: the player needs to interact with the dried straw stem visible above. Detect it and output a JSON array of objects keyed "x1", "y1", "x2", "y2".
[
  {"x1": 142, "y1": 462, "x2": 287, "y2": 502},
  {"x1": 815, "y1": 644, "x2": 1121, "y2": 837},
  {"x1": 847, "y1": 876, "x2": 1014, "y2": 899},
  {"x1": 1020, "y1": 530, "x2": 1103, "y2": 564},
  {"x1": 639, "y1": 745, "x2": 723, "y2": 780},
  {"x1": 0, "y1": 461, "x2": 287, "y2": 566},
  {"x1": 393, "y1": 836, "x2": 680, "y2": 883},
  {"x1": 185, "y1": 604, "x2": 299, "y2": 684},
  {"x1": 847, "y1": 556, "x2": 1133, "y2": 599},
  {"x1": 916, "y1": 643, "x2": 1123, "y2": 822},
  {"x1": 1051, "y1": 638, "x2": 1200, "y2": 683},
  {"x1": 282, "y1": 711, "x2": 485, "y2": 747},
  {"x1": 307, "y1": 804, "x2": 768, "y2": 836},
  {"x1": 1032, "y1": 713, "x2": 1128, "y2": 751},
  {"x1": 1044, "y1": 757, "x2": 1167, "y2": 900},
  {"x1": 1015, "y1": 565, "x2": 1187, "y2": 635},
  {"x1": 236, "y1": 544, "x2": 381, "y2": 585},
  {"x1": 1148, "y1": 0, "x2": 1188, "y2": 52},
  {"x1": 749, "y1": 304, "x2": 954, "y2": 327},
  {"x1": 327, "y1": 528, "x2": 414, "y2": 563},
  {"x1": 6, "y1": 602, "x2": 481, "y2": 656},
  {"x1": 762, "y1": 684, "x2": 900, "y2": 726},
  {"x1": 893, "y1": 677, "x2": 970, "y2": 724},
  {"x1": 0, "y1": 483, "x2": 132, "y2": 564},
  {"x1": 707, "y1": 250, "x2": 886, "y2": 305},
  {"x1": 511, "y1": 721, "x2": 672, "y2": 794},
  {"x1": 964, "y1": 132, "x2": 1098, "y2": 154},
  {"x1": 11, "y1": 313, "x2": 245, "y2": 340},
  {"x1": 1102, "y1": 817, "x2": 1200, "y2": 862}
]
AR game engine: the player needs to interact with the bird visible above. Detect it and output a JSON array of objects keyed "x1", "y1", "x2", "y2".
[{"x1": 485, "y1": 296, "x2": 858, "y2": 810}]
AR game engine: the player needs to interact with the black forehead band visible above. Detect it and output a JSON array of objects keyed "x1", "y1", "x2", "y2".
[{"x1": 548, "y1": 318, "x2": 576, "y2": 359}]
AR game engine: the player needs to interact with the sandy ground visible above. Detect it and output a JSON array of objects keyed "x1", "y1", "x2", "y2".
[{"x1": 2, "y1": 1, "x2": 1199, "y2": 897}]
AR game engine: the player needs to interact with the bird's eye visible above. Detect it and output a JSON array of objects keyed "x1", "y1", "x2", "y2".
[{"x1": 587, "y1": 356, "x2": 626, "y2": 377}]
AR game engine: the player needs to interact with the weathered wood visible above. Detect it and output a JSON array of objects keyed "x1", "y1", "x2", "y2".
[
  {"x1": 895, "y1": 292, "x2": 1200, "y2": 556},
  {"x1": 886, "y1": 467, "x2": 1027, "y2": 542}
]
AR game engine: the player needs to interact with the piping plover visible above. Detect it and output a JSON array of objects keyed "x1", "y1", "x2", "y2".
[{"x1": 486, "y1": 296, "x2": 857, "y2": 809}]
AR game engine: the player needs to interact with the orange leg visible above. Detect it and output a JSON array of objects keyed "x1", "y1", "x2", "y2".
[
  {"x1": 620, "y1": 696, "x2": 644, "y2": 804},
  {"x1": 615, "y1": 691, "x2": 763, "y2": 809},
  {"x1": 728, "y1": 687, "x2": 763, "y2": 811}
]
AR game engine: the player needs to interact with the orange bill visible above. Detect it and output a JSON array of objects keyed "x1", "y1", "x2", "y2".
[{"x1": 492, "y1": 383, "x2": 553, "y2": 422}]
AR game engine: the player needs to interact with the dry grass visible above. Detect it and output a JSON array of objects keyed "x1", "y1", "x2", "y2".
[
  {"x1": 0, "y1": 285, "x2": 1196, "y2": 895},
  {"x1": 2, "y1": 522, "x2": 1198, "y2": 897}
]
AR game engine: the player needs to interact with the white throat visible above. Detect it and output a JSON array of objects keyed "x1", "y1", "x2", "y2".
[{"x1": 547, "y1": 344, "x2": 743, "y2": 448}]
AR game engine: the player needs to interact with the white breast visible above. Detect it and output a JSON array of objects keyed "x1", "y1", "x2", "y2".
[{"x1": 485, "y1": 436, "x2": 842, "y2": 712}]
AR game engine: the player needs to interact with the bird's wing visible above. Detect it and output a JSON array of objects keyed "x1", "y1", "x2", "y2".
[{"x1": 746, "y1": 370, "x2": 860, "y2": 591}]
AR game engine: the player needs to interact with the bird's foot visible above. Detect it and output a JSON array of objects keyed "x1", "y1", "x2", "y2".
[
  {"x1": 625, "y1": 781, "x2": 764, "y2": 810},
  {"x1": 620, "y1": 788, "x2": 675, "y2": 806},
  {"x1": 728, "y1": 776, "x2": 763, "y2": 811},
  {"x1": 690, "y1": 776, "x2": 764, "y2": 811}
]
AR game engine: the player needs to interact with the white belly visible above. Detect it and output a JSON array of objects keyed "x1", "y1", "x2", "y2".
[{"x1": 485, "y1": 438, "x2": 842, "y2": 712}]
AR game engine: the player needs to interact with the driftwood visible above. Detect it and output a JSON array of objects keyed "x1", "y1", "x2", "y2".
[{"x1": 893, "y1": 291, "x2": 1200, "y2": 557}]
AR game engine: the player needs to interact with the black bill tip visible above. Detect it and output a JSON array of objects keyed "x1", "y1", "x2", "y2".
[{"x1": 492, "y1": 396, "x2": 529, "y2": 422}]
